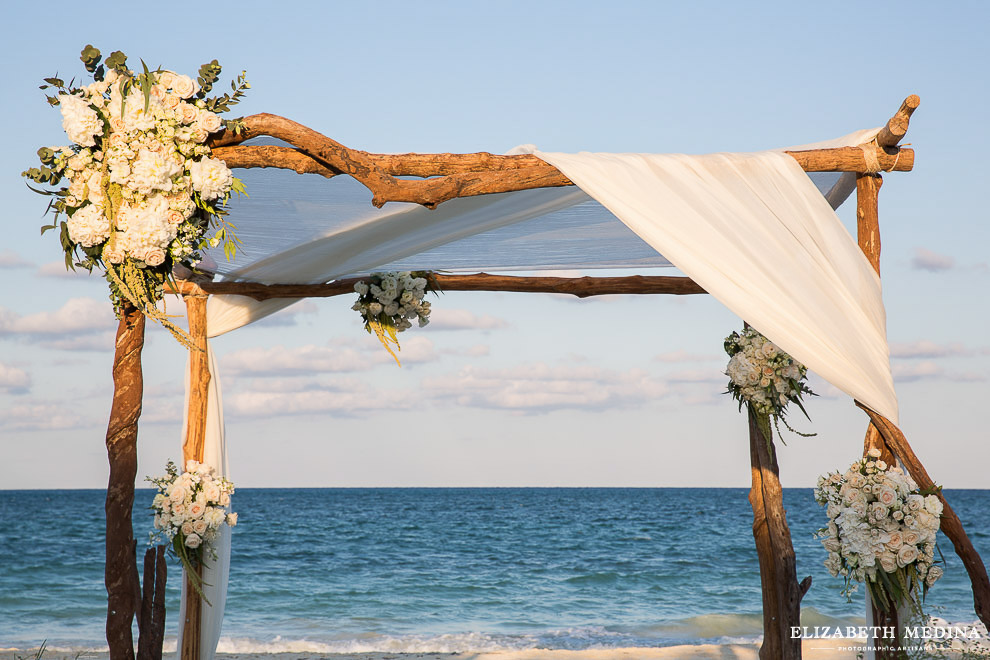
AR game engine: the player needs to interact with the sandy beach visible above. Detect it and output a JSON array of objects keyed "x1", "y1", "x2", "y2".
[{"x1": 0, "y1": 640, "x2": 869, "y2": 660}]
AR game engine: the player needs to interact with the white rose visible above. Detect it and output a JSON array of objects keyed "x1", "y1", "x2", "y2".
[
  {"x1": 226, "y1": 512, "x2": 238, "y2": 526},
  {"x1": 926, "y1": 565, "x2": 943, "y2": 587},
  {"x1": 897, "y1": 544, "x2": 919, "y2": 567},
  {"x1": 141, "y1": 247, "x2": 165, "y2": 266},
  {"x1": 924, "y1": 495, "x2": 943, "y2": 517},
  {"x1": 877, "y1": 487, "x2": 898, "y2": 507},
  {"x1": 196, "y1": 109, "x2": 223, "y2": 133},
  {"x1": 886, "y1": 531, "x2": 903, "y2": 550},
  {"x1": 170, "y1": 74, "x2": 200, "y2": 99},
  {"x1": 192, "y1": 519, "x2": 208, "y2": 535},
  {"x1": 879, "y1": 551, "x2": 898, "y2": 573},
  {"x1": 184, "y1": 533, "x2": 202, "y2": 549},
  {"x1": 181, "y1": 521, "x2": 194, "y2": 536}
]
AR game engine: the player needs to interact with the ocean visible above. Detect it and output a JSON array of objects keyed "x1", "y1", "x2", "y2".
[{"x1": 1, "y1": 488, "x2": 987, "y2": 653}]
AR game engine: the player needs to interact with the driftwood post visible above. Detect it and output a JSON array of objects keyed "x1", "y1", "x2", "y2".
[
  {"x1": 748, "y1": 410, "x2": 810, "y2": 660},
  {"x1": 105, "y1": 305, "x2": 146, "y2": 660},
  {"x1": 180, "y1": 293, "x2": 211, "y2": 660},
  {"x1": 856, "y1": 172, "x2": 905, "y2": 658}
]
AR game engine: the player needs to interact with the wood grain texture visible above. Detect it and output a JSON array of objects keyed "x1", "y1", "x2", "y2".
[
  {"x1": 137, "y1": 546, "x2": 167, "y2": 660},
  {"x1": 857, "y1": 404, "x2": 990, "y2": 632},
  {"x1": 180, "y1": 294, "x2": 210, "y2": 660},
  {"x1": 207, "y1": 110, "x2": 914, "y2": 209},
  {"x1": 104, "y1": 307, "x2": 145, "y2": 660},
  {"x1": 166, "y1": 273, "x2": 707, "y2": 300},
  {"x1": 748, "y1": 410, "x2": 807, "y2": 660},
  {"x1": 876, "y1": 95, "x2": 920, "y2": 148}
]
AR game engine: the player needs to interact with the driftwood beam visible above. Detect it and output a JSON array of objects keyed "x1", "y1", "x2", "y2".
[
  {"x1": 857, "y1": 404, "x2": 990, "y2": 632},
  {"x1": 875, "y1": 95, "x2": 920, "y2": 149},
  {"x1": 166, "y1": 273, "x2": 707, "y2": 301},
  {"x1": 209, "y1": 109, "x2": 915, "y2": 209},
  {"x1": 211, "y1": 145, "x2": 341, "y2": 178}
]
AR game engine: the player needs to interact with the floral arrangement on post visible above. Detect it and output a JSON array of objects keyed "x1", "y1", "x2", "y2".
[
  {"x1": 23, "y1": 45, "x2": 249, "y2": 346},
  {"x1": 814, "y1": 448, "x2": 943, "y2": 612},
  {"x1": 352, "y1": 271, "x2": 436, "y2": 364},
  {"x1": 147, "y1": 460, "x2": 237, "y2": 603},
  {"x1": 724, "y1": 326, "x2": 815, "y2": 450}
]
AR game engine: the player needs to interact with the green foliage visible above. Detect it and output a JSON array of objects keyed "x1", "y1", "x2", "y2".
[
  {"x1": 205, "y1": 70, "x2": 250, "y2": 114},
  {"x1": 197, "y1": 59, "x2": 222, "y2": 96},
  {"x1": 105, "y1": 50, "x2": 127, "y2": 71}
]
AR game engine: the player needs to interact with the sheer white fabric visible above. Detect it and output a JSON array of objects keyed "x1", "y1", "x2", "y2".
[
  {"x1": 183, "y1": 128, "x2": 898, "y2": 658},
  {"x1": 534, "y1": 144, "x2": 898, "y2": 424}
]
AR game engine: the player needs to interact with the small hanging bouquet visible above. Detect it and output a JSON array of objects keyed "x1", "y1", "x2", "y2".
[
  {"x1": 815, "y1": 448, "x2": 943, "y2": 611},
  {"x1": 352, "y1": 271, "x2": 436, "y2": 364},
  {"x1": 23, "y1": 45, "x2": 249, "y2": 346},
  {"x1": 724, "y1": 326, "x2": 815, "y2": 448},
  {"x1": 147, "y1": 460, "x2": 237, "y2": 602}
]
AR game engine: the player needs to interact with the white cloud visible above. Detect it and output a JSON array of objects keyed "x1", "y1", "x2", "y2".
[
  {"x1": 665, "y1": 368, "x2": 723, "y2": 384},
  {"x1": 42, "y1": 330, "x2": 117, "y2": 351},
  {"x1": 222, "y1": 336, "x2": 439, "y2": 376},
  {"x1": 223, "y1": 343, "x2": 375, "y2": 375},
  {"x1": 893, "y1": 361, "x2": 942, "y2": 382},
  {"x1": 225, "y1": 378, "x2": 416, "y2": 417},
  {"x1": 889, "y1": 340, "x2": 970, "y2": 359},
  {"x1": 427, "y1": 308, "x2": 509, "y2": 331},
  {"x1": 0, "y1": 250, "x2": 32, "y2": 268},
  {"x1": 448, "y1": 344, "x2": 490, "y2": 358},
  {"x1": 422, "y1": 362, "x2": 669, "y2": 412},
  {"x1": 0, "y1": 362, "x2": 31, "y2": 394},
  {"x1": 0, "y1": 402, "x2": 90, "y2": 431},
  {"x1": 654, "y1": 350, "x2": 720, "y2": 363},
  {"x1": 251, "y1": 301, "x2": 320, "y2": 328},
  {"x1": 911, "y1": 248, "x2": 955, "y2": 273},
  {"x1": 0, "y1": 298, "x2": 116, "y2": 346},
  {"x1": 37, "y1": 261, "x2": 96, "y2": 278}
]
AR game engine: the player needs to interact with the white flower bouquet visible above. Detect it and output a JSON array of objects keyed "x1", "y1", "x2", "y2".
[
  {"x1": 815, "y1": 448, "x2": 944, "y2": 611},
  {"x1": 23, "y1": 45, "x2": 249, "y2": 345},
  {"x1": 147, "y1": 460, "x2": 237, "y2": 601},
  {"x1": 724, "y1": 326, "x2": 815, "y2": 445},
  {"x1": 352, "y1": 271, "x2": 435, "y2": 364}
]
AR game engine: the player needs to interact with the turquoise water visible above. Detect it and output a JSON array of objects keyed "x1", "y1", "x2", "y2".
[{"x1": 1, "y1": 488, "x2": 987, "y2": 652}]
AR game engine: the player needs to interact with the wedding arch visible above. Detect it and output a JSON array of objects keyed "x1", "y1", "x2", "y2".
[{"x1": 64, "y1": 89, "x2": 988, "y2": 660}]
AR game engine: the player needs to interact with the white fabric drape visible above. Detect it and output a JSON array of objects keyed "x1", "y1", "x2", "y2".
[
  {"x1": 533, "y1": 146, "x2": 898, "y2": 424},
  {"x1": 182, "y1": 129, "x2": 898, "y2": 658}
]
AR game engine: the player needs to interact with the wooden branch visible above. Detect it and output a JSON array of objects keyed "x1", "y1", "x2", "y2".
[
  {"x1": 166, "y1": 273, "x2": 707, "y2": 301},
  {"x1": 211, "y1": 145, "x2": 341, "y2": 178},
  {"x1": 180, "y1": 294, "x2": 210, "y2": 660},
  {"x1": 748, "y1": 410, "x2": 805, "y2": 660},
  {"x1": 856, "y1": 174, "x2": 883, "y2": 277},
  {"x1": 181, "y1": 564, "x2": 203, "y2": 660},
  {"x1": 105, "y1": 306, "x2": 145, "y2": 660},
  {"x1": 857, "y1": 403, "x2": 990, "y2": 632},
  {"x1": 208, "y1": 111, "x2": 914, "y2": 209},
  {"x1": 875, "y1": 95, "x2": 920, "y2": 149},
  {"x1": 137, "y1": 545, "x2": 167, "y2": 660}
]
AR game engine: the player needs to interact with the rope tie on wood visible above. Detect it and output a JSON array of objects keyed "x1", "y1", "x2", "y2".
[{"x1": 861, "y1": 142, "x2": 882, "y2": 174}]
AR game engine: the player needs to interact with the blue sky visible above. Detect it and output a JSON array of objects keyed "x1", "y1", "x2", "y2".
[{"x1": 1, "y1": 1, "x2": 987, "y2": 489}]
